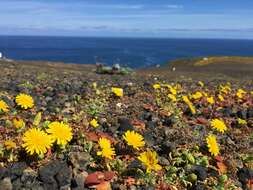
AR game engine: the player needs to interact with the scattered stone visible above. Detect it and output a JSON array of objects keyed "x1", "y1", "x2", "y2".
[
  {"x1": 118, "y1": 118, "x2": 134, "y2": 132},
  {"x1": 0, "y1": 177, "x2": 12, "y2": 190},
  {"x1": 55, "y1": 164, "x2": 72, "y2": 187},
  {"x1": 69, "y1": 152, "x2": 91, "y2": 171},
  {"x1": 190, "y1": 165, "x2": 208, "y2": 181},
  {"x1": 71, "y1": 171, "x2": 88, "y2": 190},
  {"x1": 0, "y1": 167, "x2": 9, "y2": 180},
  {"x1": 9, "y1": 162, "x2": 27, "y2": 180},
  {"x1": 237, "y1": 168, "x2": 253, "y2": 188},
  {"x1": 21, "y1": 168, "x2": 37, "y2": 188},
  {"x1": 85, "y1": 171, "x2": 114, "y2": 186},
  {"x1": 159, "y1": 156, "x2": 170, "y2": 166},
  {"x1": 38, "y1": 160, "x2": 67, "y2": 190},
  {"x1": 159, "y1": 141, "x2": 176, "y2": 155}
]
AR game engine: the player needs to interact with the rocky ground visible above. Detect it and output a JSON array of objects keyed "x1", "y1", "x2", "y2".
[{"x1": 0, "y1": 58, "x2": 252, "y2": 190}]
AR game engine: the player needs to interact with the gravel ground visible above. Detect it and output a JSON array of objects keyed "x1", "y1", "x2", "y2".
[{"x1": 0, "y1": 59, "x2": 252, "y2": 190}]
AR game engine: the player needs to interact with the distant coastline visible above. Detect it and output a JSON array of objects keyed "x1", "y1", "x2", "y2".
[{"x1": 0, "y1": 36, "x2": 253, "y2": 68}]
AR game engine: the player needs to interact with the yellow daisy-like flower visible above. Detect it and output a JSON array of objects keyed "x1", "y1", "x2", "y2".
[
  {"x1": 15, "y1": 93, "x2": 34, "y2": 109},
  {"x1": 237, "y1": 118, "x2": 247, "y2": 125},
  {"x1": 206, "y1": 134, "x2": 219, "y2": 156},
  {"x1": 0, "y1": 100, "x2": 9, "y2": 113},
  {"x1": 112, "y1": 87, "x2": 124, "y2": 97},
  {"x1": 46, "y1": 121, "x2": 73, "y2": 146},
  {"x1": 153, "y1": 84, "x2": 161, "y2": 90},
  {"x1": 169, "y1": 86, "x2": 177, "y2": 95},
  {"x1": 138, "y1": 149, "x2": 162, "y2": 173},
  {"x1": 207, "y1": 96, "x2": 215, "y2": 105},
  {"x1": 236, "y1": 89, "x2": 246, "y2": 99},
  {"x1": 210, "y1": 119, "x2": 227, "y2": 133},
  {"x1": 198, "y1": 81, "x2": 204, "y2": 87},
  {"x1": 219, "y1": 84, "x2": 231, "y2": 95},
  {"x1": 168, "y1": 94, "x2": 177, "y2": 102},
  {"x1": 13, "y1": 118, "x2": 25, "y2": 129},
  {"x1": 4, "y1": 140, "x2": 16, "y2": 150},
  {"x1": 123, "y1": 130, "x2": 145, "y2": 150},
  {"x1": 218, "y1": 94, "x2": 224, "y2": 102},
  {"x1": 182, "y1": 95, "x2": 196, "y2": 114},
  {"x1": 192, "y1": 91, "x2": 203, "y2": 100},
  {"x1": 97, "y1": 137, "x2": 115, "y2": 159},
  {"x1": 90, "y1": 119, "x2": 99, "y2": 128},
  {"x1": 22, "y1": 128, "x2": 52, "y2": 155}
]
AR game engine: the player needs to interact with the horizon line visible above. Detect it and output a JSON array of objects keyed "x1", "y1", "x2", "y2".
[{"x1": 0, "y1": 34, "x2": 253, "y2": 41}]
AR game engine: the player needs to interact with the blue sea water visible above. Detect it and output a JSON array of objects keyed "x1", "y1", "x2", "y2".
[{"x1": 0, "y1": 36, "x2": 253, "y2": 68}]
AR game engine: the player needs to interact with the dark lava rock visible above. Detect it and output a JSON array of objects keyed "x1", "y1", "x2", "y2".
[
  {"x1": 190, "y1": 165, "x2": 208, "y2": 181},
  {"x1": 39, "y1": 160, "x2": 69, "y2": 190},
  {"x1": 142, "y1": 112, "x2": 153, "y2": 121},
  {"x1": 247, "y1": 108, "x2": 253, "y2": 118},
  {"x1": 159, "y1": 156, "x2": 170, "y2": 166},
  {"x1": 159, "y1": 141, "x2": 176, "y2": 155},
  {"x1": 12, "y1": 178, "x2": 22, "y2": 190},
  {"x1": 146, "y1": 121, "x2": 156, "y2": 129},
  {"x1": 118, "y1": 118, "x2": 134, "y2": 132},
  {"x1": 71, "y1": 171, "x2": 88, "y2": 190},
  {"x1": 55, "y1": 164, "x2": 72, "y2": 187},
  {"x1": 21, "y1": 168, "x2": 37, "y2": 188},
  {"x1": 143, "y1": 132, "x2": 155, "y2": 147},
  {"x1": 222, "y1": 107, "x2": 234, "y2": 117},
  {"x1": 162, "y1": 116, "x2": 174, "y2": 127},
  {"x1": 0, "y1": 167, "x2": 9, "y2": 180},
  {"x1": 69, "y1": 152, "x2": 91, "y2": 171},
  {"x1": 0, "y1": 177, "x2": 12, "y2": 190},
  {"x1": 237, "y1": 110, "x2": 247, "y2": 120},
  {"x1": 190, "y1": 183, "x2": 208, "y2": 190},
  {"x1": 128, "y1": 160, "x2": 142, "y2": 170},
  {"x1": 9, "y1": 162, "x2": 27, "y2": 180},
  {"x1": 237, "y1": 168, "x2": 253, "y2": 188}
]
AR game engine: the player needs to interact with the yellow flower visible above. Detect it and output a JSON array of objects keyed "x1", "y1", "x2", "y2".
[
  {"x1": 168, "y1": 94, "x2": 177, "y2": 102},
  {"x1": 206, "y1": 134, "x2": 219, "y2": 156},
  {"x1": 202, "y1": 92, "x2": 208, "y2": 97},
  {"x1": 13, "y1": 118, "x2": 25, "y2": 129},
  {"x1": 97, "y1": 137, "x2": 115, "y2": 159},
  {"x1": 90, "y1": 119, "x2": 99, "y2": 128},
  {"x1": 112, "y1": 87, "x2": 123, "y2": 97},
  {"x1": 237, "y1": 118, "x2": 247, "y2": 125},
  {"x1": 4, "y1": 140, "x2": 16, "y2": 150},
  {"x1": 22, "y1": 128, "x2": 52, "y2": 155},
  {"x1": 169, "y1": 86, "x2": 177, "y2": 95},
  {"x1": 211, "y1": 119, "x2": 227, "y2": 133},
  {"x1": 182, "y1": 95, "x2": 196, "y2": 114},
  {"x1": 46, "y1": 121, "x2": 73, "y2": 146},
  {"x1": 198, "y1": 81, "x2": 204, "y2": 87},
  {"x1": 236, "y1": 89, "x2": 246, "y2": 99},
  {"x1": 207, "y1": 96, "x2": 215, "y2": 105},
  {"x1": 15, "y1": 93, "x2": 34, "y2": 109},
  {"x1": 220, "y1": 84, "x2": 231, "y2": 95},
  {"x1": 192, "y1": 91, "x2": 203, "y2": 100},
  {"x1": 123, "y1": 130, "x2": 145, "y2": 150},
  {"x1": 153, "y1": 84, "x2": 161, "y2": 89},
  {"x1": 92, "y1": 82, "x2": 97, "y2": 89},
  {"x1": 218, "y1": 94, "x2": 224, "y2": 102},
  {"x1": 0, "y1": 100, "x2": 9, "y2": 113},
  {"x1": 138, "y1": 149, "x2": 162, "y2": 173}
]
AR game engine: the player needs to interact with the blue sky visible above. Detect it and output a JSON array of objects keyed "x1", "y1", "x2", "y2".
[{"x1": 1, "y1": 0, "x2": 253, "y2": 39}]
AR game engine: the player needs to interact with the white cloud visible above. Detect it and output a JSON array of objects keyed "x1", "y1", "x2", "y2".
[{"x1": 166, "y1": 5, "x2": 183, "y2": 9}]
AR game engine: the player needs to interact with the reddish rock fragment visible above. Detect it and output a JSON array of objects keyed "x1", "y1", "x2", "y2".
[{"x1": 85, "y1": 171, "x2": 115, "y2": 186}]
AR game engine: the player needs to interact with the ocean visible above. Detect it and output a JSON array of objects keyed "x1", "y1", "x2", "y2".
[{"x1": 0, "y1": 36, "x2": 253, "y2": 68}]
